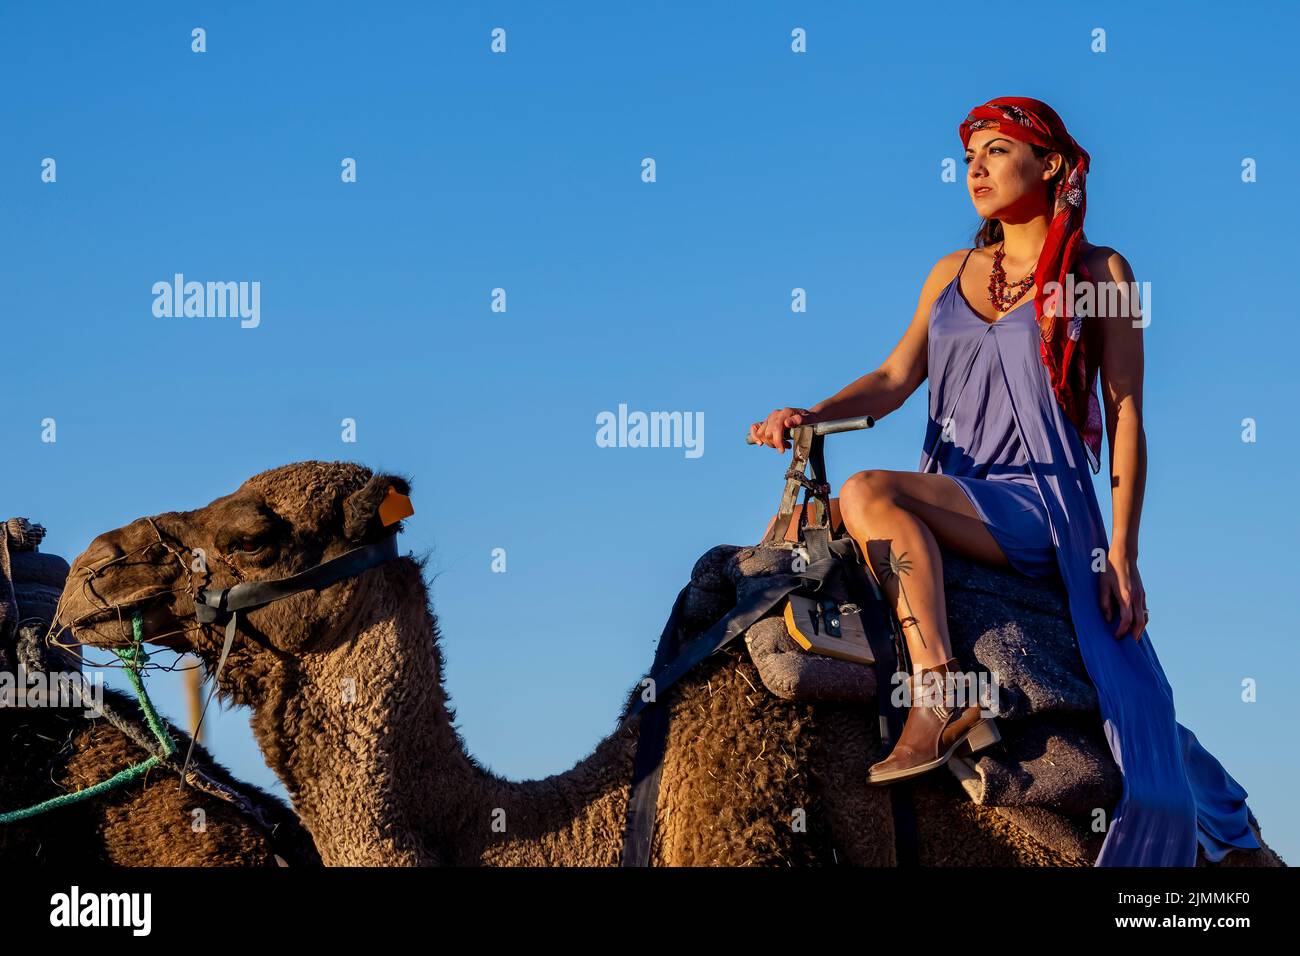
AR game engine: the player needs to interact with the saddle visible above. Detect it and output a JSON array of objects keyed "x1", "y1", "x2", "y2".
[
  {"x1": 620, "y1": 424, "x2": 926, "y2": 865},
  {"x1": 619, "y1": 424, "x2": 1120, "y2": 865},
  {"x1": 695, "y1": 542, "x2": 1120, "y2": 812},
  {"x1": 618, "y1": 426, "x2": 909, "y2": 733}
]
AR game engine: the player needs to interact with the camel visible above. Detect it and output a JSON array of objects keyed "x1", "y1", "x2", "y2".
[
  {"x1": 0, "y1": 685, "x2": 321, "y2": 866},
  {"x1": 0, "y1": 519, "x2": 319, "y2": 867},
  {"x1": 55, "y1": 462, "x2": 1284, "y2": 866}
]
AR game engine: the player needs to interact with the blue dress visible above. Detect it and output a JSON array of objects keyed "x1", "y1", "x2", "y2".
[{"x1": 919, "y1": 249, "x2": 1262, "y2": 866}]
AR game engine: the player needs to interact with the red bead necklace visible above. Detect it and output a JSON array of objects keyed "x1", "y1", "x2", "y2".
[{"x1": 988, "y1": 242, "x2": 1036, "y2": 312}]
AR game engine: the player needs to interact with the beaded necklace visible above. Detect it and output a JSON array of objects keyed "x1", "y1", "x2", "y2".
[{"x1": 988, "y1": 242, "x2": 1035, "y2": 311}]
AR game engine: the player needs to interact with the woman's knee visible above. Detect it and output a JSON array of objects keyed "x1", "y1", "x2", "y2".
[
  {"x1": 839, "y1": 470, "x2": 907, "y2": 535},
  {"x1": 840, "y1": 470, "x2": 905, "y2": 514}
]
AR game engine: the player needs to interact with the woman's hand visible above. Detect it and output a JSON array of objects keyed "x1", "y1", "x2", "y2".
[
  {"x1": 1098, "y1": 548, "x2": 1149, "y2": 642},
  {"x1": 749, "y1": 407, "x2": 820, "y2": 452}
]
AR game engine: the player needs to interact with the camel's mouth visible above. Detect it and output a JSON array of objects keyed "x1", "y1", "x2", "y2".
[{"x1": 57, "y1": 589, "x2": 194, "y2": 653}]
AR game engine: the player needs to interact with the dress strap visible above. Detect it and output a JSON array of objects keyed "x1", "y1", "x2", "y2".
[{"x1": 955, "y1": 248, "x2": 976, "y2": 280}]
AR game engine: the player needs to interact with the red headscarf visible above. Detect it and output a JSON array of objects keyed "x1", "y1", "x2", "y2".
[{"x1": 959, "y1": 97, "x2": 1103, "y2": 473}]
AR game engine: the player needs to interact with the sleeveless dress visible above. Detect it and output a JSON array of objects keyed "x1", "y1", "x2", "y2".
[{"x1": 919, "y1": 249, "x2": 1262, "y2": 866}]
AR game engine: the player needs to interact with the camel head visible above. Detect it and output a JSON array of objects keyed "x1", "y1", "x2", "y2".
[{"x1": 57, "y1": 461, "x2": 414, "y2": 708}]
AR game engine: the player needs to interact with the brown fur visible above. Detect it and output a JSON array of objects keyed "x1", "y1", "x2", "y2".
[
  {"x1": 56, "y1": 461, "x2": 1283, "y2": 866},
  {"x1": 0, "y1": 689, "x2": 318, "y2": 866}
]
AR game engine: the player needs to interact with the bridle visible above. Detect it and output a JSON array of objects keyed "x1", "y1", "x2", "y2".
[
  {"x1": 56, "y1": 516, "x2": 406, "y2": 779},
  {"x1": 50, "y1": 517, "x2": 202, "y2": 657},
  {"x1": 185, "y1": 530, "x2": 403, "y2": 776},
  {"x1": 5, "y1": 483, "x2": 414, "y2": 857}
]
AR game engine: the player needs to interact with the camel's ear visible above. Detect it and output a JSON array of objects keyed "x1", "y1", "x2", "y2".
[{"x1": 343, "y1": 473, "x2": 413, "y2": 542}]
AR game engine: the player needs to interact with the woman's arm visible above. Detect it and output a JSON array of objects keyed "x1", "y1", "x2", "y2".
[
  {"x1": 808, "y1": 251, "x2": 969, "y2": 421},
  {"x1": 1095, "y1": 248, "x2": 1147, "y2": 555},
  {"x1": 1091, "y1": 247, "x2": 1149, "y2": 640}
]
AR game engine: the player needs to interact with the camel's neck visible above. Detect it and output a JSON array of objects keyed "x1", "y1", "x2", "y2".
[
  {"x1": 249, "y1": 558, "x2": 486, "y2": 865},
  {"x1": 246, "y1": 557, "x2": 642, "y2": 866}
]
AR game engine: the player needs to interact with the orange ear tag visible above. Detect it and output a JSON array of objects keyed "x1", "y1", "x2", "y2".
[{"x1": 379, "y1": 486, "x2": 415, "y2": 526}]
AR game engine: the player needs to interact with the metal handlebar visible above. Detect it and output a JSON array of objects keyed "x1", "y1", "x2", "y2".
[{"x1": 745, "y1": 414, "x2": 875, "y2": 444}]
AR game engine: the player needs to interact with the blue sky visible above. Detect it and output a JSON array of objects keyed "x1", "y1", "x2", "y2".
[{"x1": 3, "y1": 1, "x2": 1297, "y2": 865}]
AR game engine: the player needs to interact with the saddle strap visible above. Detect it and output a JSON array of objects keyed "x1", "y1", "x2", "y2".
[
  {"x1": 620, "y1": 566, "x2": 815, "y2": 867},
  {"x1": 620, "y1": 583, "x2": 690, "y2": 867},
  {"x1": 619, "y1": 544, "x2": 854, "y2": 730},
  {"x1": 837, "y1": 548, "x2": 920, "y2": 866}
]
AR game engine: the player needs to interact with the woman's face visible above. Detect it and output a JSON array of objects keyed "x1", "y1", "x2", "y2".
[{"x1": 964, "y1": 129, "x2": 1061, "y2": 220}]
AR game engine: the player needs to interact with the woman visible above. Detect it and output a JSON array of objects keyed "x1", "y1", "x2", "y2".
[{"x1": 750, "y1": 97, "x2": 1262, "y2": 867}]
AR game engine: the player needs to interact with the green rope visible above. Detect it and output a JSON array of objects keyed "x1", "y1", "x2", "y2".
[
  {"x1": 0, "y1": 611, "x2": 178, "y2": 824},
  {"x1": 119, "y1": 612, "x2": 177, "y2": 758},
  {"x1": 0, "y1": 757, "x2": 164, "y2": 824}
]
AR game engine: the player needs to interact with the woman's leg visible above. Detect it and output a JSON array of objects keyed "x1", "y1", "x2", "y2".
[{"x1": 837, "y1": 470, "x2": 1013, "y2": 672}]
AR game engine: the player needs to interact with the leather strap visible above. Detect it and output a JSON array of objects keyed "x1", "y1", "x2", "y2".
[
  {"x1": 620, "y1": 584, "x2": 690, "y2": 867},
  {"x1": 194, "y1": 532, "x2": 399, "y2": 624},
  {"x1": 620, "y1": 563, "x2": 831, "y2": 867},
  {"x1": 762, "y1": 428, "x2": 818, "y2": 547},
  {"x1": 618, "y1": 543, "x2": 856, "y2": 731},
  {"x1": 186, "y1": 531, "x2": 402, "y2": 787},
  {"x1": 838, "y1": 540, "x2": 920, "y2": 866}
]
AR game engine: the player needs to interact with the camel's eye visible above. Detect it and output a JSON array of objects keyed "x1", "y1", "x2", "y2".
[
  {"x1": 224, "y1": 532, "x2": 272, "y2": 558},
  {"x1": 217, "y1": 509, "x2": 285, "y2": 560}
]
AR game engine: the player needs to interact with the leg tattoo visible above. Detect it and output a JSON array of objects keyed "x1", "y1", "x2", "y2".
[{"x1": 877, "y1": 548, "x2": 927, "y2": 651}]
